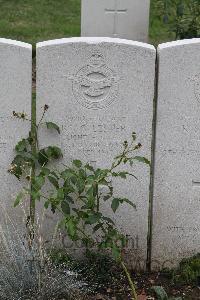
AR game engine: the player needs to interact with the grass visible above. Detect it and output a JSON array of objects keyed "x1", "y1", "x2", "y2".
[
  {"x1": 0, "y1": 0, "x2": 81, "y2": 45},
  {"x1": 0, "y1": 0, "x2": 174, "y2": 47}
]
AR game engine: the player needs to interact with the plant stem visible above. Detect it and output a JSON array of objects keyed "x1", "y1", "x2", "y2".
[
  {"x1": 30, "y1": 93, "x2": 37, "y2": 241},
  {"x1": 121, "y1": 260, "x2": 138, "y2": 300},
  {"x1": 96, "y1": 185, "x2": 100, "y2": 212}
]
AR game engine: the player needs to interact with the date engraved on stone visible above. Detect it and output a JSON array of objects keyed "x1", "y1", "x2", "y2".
[{"x1": 72, "y1": 53, "x2": 119, "y2": 110}]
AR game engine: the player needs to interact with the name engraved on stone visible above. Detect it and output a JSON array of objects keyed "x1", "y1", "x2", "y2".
[
  {"x1": 72, "y1": 53, "x2": 119, "y2": 110},
  {"x1": 105, "y1": 0, "x2": 127, "y2": 36},
  {"x1": 62, "y1": 115, "x2": 126, "y2": 153}
]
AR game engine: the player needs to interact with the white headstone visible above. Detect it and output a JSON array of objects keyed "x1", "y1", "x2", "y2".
[
  {"x1": 152, "y1": 39, "x2": 200, "y2": 270},
  {"x1": 37, "y1": 37, "x2": 155, "y2": 269},
  {"x1": 81, "y1": 0, "x2": 150, "y2": 42},
  {"x1": 0, "y1": 39, "x2": 32, "y2": 222}
]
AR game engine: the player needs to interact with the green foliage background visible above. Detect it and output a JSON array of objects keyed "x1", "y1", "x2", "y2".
[{"x1": 1, "y1": 0, "x2": 198, "y2": 46}]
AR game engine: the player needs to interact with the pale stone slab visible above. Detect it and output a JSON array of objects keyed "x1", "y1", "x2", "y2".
[
  {"x1": 81, "y1": 0, "x2": 150, "y2": 42},
  {"x1": 152, "y1": 38, "x2": 200, "y2": 269},
  {"x1": 0, "y1": 39, "x2": 32, "y2": 223},
  {"x1": 37, "y1": 37, "x2": 155, "y2": 269}
]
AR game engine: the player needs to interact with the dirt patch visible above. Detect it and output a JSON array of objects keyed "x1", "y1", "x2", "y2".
[{"x1": 88, "y1": 271, "x2": 200, "y2": 300}]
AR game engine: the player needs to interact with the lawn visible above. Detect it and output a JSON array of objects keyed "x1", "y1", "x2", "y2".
[{"x1": 0, "y1": 0, "x2": 173, "y2": 47}]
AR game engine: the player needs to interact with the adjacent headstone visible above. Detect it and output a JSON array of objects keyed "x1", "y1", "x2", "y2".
[
  {"x1": 152, "y1": 39, "x2": 200, "y2": 269},
  {"x1": 81, "y1": 0, "x2": 150, "y2": 42},
  {"x1": 37, "y1": 37, "x2": 156, "y2": 269},
  {"x1": 0, "y1": 39, "x2": 32, "y2": 222}
]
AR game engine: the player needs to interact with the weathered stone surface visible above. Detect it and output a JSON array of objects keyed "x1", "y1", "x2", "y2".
[
  {"x1": 152, "y1": 39, "x2": 200, "y2": 269},
  {"x1": 37, "y1": 37, "x2": 155, "y2": 268},
  {"x1": 0, "y1": 39, "x2": 32, "y2": 222},
  {"x1": 81, "y1": 0, "x2": 150, "y2": 42}
]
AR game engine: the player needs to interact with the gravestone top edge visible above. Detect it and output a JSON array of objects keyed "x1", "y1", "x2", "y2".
[
  {"x1": 0, "y1": 38, "x2": 32, "y2": 49},
  {"x1": 37, "y1": 37, "x2": 155, "y2": 51},
  {"x1": 158, "y1": 38, "x2": 200, "y2": 51}
]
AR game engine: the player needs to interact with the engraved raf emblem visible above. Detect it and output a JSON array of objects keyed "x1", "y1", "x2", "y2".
[{"x1": 72, "y1": 53, "x2": 118, "y2": 110}]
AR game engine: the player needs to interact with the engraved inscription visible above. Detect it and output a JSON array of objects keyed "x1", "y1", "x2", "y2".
[
  {"x1": 193, "y1": 74, "x2": 200, "y2": 103},
  {"x1": 105, "y1": 0, "x2": 127, "y2": 36},
  {"x1": 0, "y1": 117, "x2": 12, "y2": 150},
  {"x1": 72, "y1": 53, "x2": 119, "y2": 110},
  {"x1": 61, "y1": 115, "x2": 127, "y2": 160}
]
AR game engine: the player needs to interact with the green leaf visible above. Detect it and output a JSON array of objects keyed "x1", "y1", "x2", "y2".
[
  {"x1": 76, "y1": 177, "x2": 85, "y2": 194},
  {"x1": 112, "y1": 171, "x2": 138, "y2": 180},
  {"x1": 93, "y1": 223, "x2": 103, "y2": 232},
  {"x1": 40, "y1": 167, "x2": 50, "y2": 176},
  {"x1": 38, "y1": 149, "x2": 48, "y2": 166},
  {"x1": 72, "y1": 159, "x2": 82, "y2": 168},
  {"x1": 86, "y1": 186, "x2": 95, "y2": 209},
  {"x1": 70, "y1": 175, "x2": 77, "y2": 185},
  {"x1": 46, "y1": 146, "x2": 63, "y2": 160},
  {"x1": 14, "y1": 191, "x2": 25, "y2": 207},
  {"x1": 33, "y1": 175, "x2": 45, "y2": 191},
  {"x1": 65, "y1": 195, "x2": 74, "y2": 204},
  {"x1": 44, "y1": 200, "x2": 49, "y2": 209},
  {"x1": 46, "y1": 122, "x2": 60, "y2": 134},
  {"x1": 111, "y1": 244, "x2": 121, "y2": 260},
  {"x1": 48, "y1": 175, "x2": 59, "y2": 189},
  {"x1": 151, "y1": 286, "x2": 168, "y2": 300},
  {"x1": 67, "y1": 218, "x2": 77, "y2": 238},
  {"x1": 15, "y1": 138, "x2": 29, "y2": 152},
  {"x1": 38, "y1": 146, "x2": 63, "y2": 166},
  {"x1": 57, "y1": 188, "x2": 64, "y2": 200},
  {"x1": 122, "y1": 198, "x2": 136, "y2": 209},
  {"x1": 61, "y1": 169, "x2": 74, "y2": 179},
  {"x1": 118, "y1": 172, "x2": 127, "y2": 179},
  {"x1": 86, "y1": 212, "x2": 102, "y2": 225},
  {"x1": 86, "y1": 175, "x2": 95, "y2": 184},
  {"x1": 111, "y1": 198, "x2": 120, "y2": 213},
  {"x1": 61, "y1": 201, "x2": 70, "y2": 215},
  {"x1": 133, "y1": 156, "x2": 150, "y2": 166}
]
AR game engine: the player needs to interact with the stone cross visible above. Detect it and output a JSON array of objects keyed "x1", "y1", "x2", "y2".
[
  {"x1": 81, "y1": 0, "x2": 150, "y2": 42},
  {"x1": 105, "y1": 0, "x2": 127, "y2": 36}
]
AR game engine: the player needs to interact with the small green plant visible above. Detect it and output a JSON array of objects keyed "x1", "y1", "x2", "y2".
[
  {"x1": 9, "y1": 105, "x2": 62, "y2": 239},
  {"x1": 151, "y1": 286, "x2": 182, "y2": 300},
  {"x1": 10, "y1": 106, "x2": 150, "y2": 300},
  {"x1": 172, "y1": 253, "x2": 200, "y2": 285}
]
